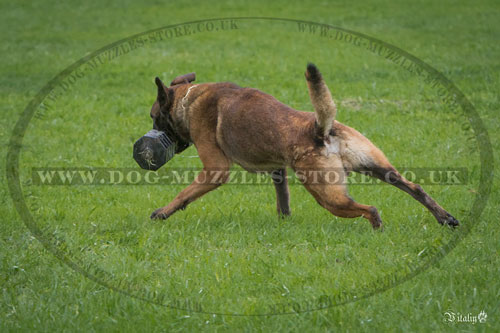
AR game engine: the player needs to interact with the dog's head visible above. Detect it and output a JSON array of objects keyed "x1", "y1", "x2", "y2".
[
  {"x1": 150, "y1": 73, "x2": 195, "y2": 129},
  {"x1": 150, "y1": 73, "x2": 195, "y2": 152}
]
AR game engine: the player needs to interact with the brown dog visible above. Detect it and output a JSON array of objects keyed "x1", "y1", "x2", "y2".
[{"x1": 148, "y1": 64, "x2": 459, "y2": 229}]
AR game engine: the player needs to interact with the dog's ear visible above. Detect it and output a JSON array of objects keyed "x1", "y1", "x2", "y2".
[
  {"x1": 170, "y1": 72, "x2": 196, "y2": 86},
  {"x1": 155, "y1": 77, "x2": 168, "y2": 107}
]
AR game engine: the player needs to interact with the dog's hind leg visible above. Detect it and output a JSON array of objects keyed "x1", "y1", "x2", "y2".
[
  {"x1": 368, "y1": 165, "x2": 459, "y2": 227},
  {"x1": 305, "y1": 183, "x2": 383, "y2": 229},
  {"x1": 339, "y1": 131, "x2": 459, "y2": 227},
  {"x1": 271, "y1": 169, "x2": 291, "y2": 217},
  {"x1": 294, "y1": 156, "x2": 383, "y2": 229}
]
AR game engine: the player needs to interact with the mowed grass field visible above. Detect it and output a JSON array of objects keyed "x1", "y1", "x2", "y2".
[{"x1": 1, "y1": 0, "x2": 499, "y2": 331}]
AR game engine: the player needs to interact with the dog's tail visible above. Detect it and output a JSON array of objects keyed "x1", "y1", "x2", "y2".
[{"x1": 305, "y1": 63, "x2": 337, "y2": 139}]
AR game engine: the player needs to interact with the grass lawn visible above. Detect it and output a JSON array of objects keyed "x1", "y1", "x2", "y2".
[{"x1": 1, "y1": 0, "x2": 499, "y2": 331}]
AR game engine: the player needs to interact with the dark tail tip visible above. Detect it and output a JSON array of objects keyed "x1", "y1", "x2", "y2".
[{"x1": 305, "y1": 63, "x2": 322, "y2": 83}]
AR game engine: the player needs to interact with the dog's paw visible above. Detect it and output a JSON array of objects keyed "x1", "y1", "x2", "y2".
[
  {"x1": 150, "y1": 208, "x2": 170, "y2": 220},
  {"x1": 439, "y1": 213, "x2": 460, "y2": 227},
  {"x1": 368, "y1": 206, "x2": 383, "y2": 230}
]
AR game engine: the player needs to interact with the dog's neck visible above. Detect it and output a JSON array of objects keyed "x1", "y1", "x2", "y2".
[
  {"x1": 179, "y1": 84, "x2": 198, "y2": 113},
  {"x1": 171, "y1": 84, "x2": 199, "y2": 143}
]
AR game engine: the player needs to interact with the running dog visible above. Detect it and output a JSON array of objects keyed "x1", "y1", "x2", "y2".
[{"x1": 147, "y1": 64, "x2": 459, "y2": 229}]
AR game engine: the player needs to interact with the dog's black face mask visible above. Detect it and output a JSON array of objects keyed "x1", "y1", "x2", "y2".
[
  {"x1": 151, "y1": 77, "x2": 191, "y2": 154},
  {"x1": 150, "y1": 103, "x2": 190, "y2": 155},
  {"x1": 132, "y1": 77, "x2": 192, "y2": 171}
]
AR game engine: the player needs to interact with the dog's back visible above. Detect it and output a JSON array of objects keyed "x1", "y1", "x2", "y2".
[
  {"x1": 213, "y1": 86, "x2": 317, "y2": 171},
  {"x1": 208, "y1": 78, "x2": 382, "y2": 174}
]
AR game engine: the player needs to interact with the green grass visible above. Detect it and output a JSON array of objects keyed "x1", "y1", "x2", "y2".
[{"x1": 1, "y1": 0, "x2": 499, "y2": 331}]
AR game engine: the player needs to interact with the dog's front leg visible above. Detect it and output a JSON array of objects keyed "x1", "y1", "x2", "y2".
[
  {"x1": 271, "y1": 169, "x2": 291, "y2": 217},
  {"x1": 151, "y1": 139, "x2": 232, "y2": 220},
  {"x1": 150, "y1": 169, "x2": 229, "y2": 219}
]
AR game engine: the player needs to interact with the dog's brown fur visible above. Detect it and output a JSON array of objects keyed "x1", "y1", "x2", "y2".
[{"x1": 148, "y1": 64, "x2": 459, "y2": 229}]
